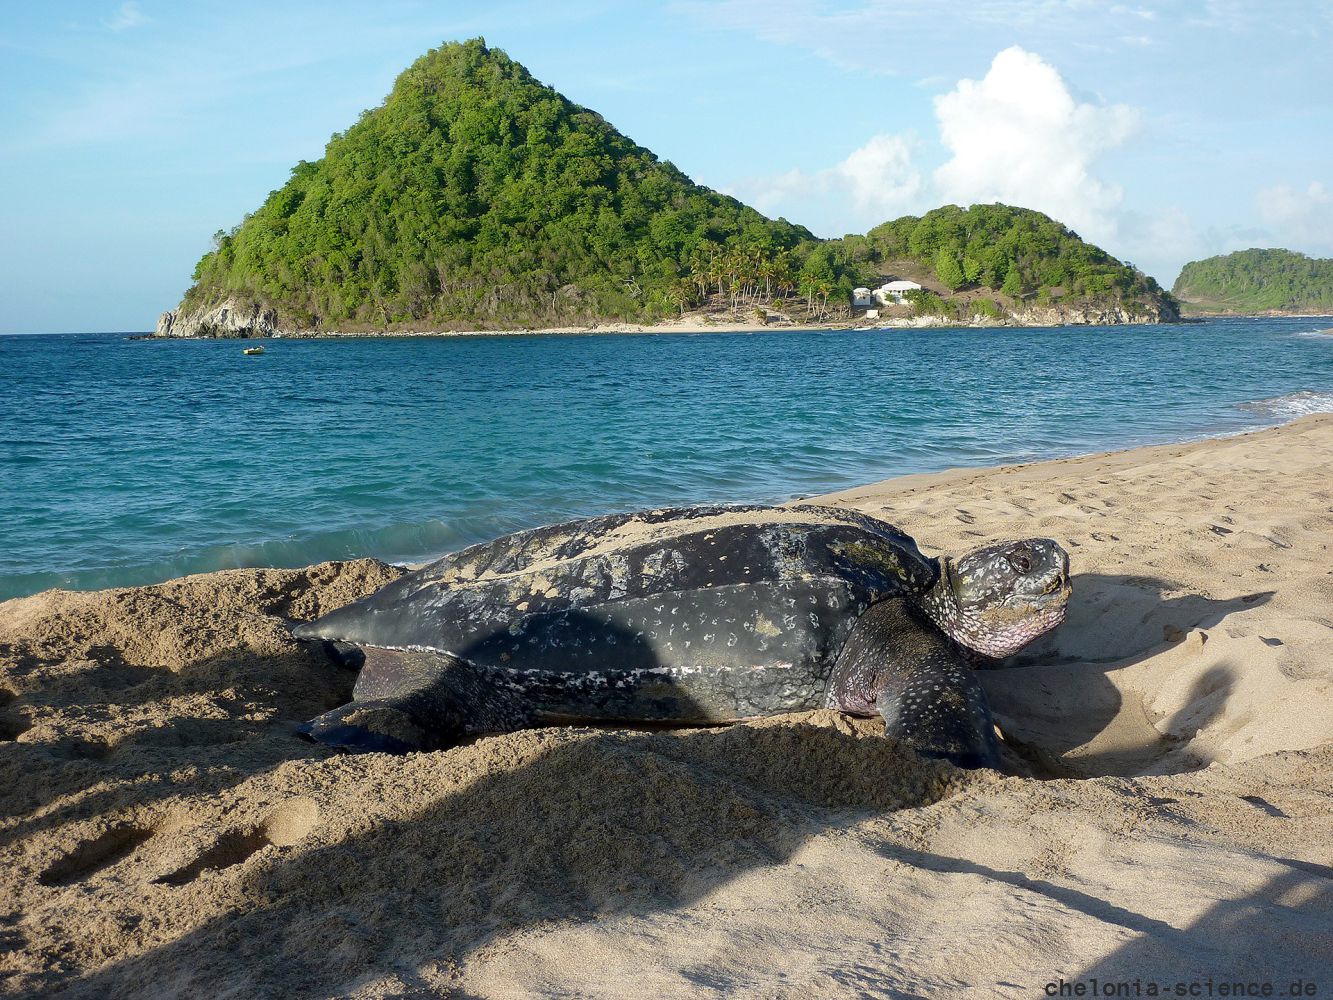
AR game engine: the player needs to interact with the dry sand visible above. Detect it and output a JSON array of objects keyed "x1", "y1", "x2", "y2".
[{"x1": 2, "y1": 417, "x2": 1331, "y2": 998}]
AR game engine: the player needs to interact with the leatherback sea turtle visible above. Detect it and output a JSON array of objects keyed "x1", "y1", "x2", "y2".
[{"x1": 293, "y1": 504, "x2": 1070, "y2": 768}]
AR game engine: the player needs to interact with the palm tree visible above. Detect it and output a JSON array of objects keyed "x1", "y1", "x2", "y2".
[{"x1": 758, "y1": 257, "x2": 775, "y2": 300}]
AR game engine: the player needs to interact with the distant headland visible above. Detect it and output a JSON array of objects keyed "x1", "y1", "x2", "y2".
[
  {"x1": 1172, "y1": 248, "x2": 1333, "y2": 316},
  {"x1": 156, "y1": 39, "x2": 1178, "y2": 339}
]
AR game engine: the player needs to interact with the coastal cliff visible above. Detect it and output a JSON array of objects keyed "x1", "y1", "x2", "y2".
[
  {"x1": 152, "y1": 293, "x2": 1175, "y2": 339},
  {"x1": 156, "y1": 298, "x2": 279, "y2": 339},
  {"x1": 873, "y1": 302, "x2": 1174, "y2": 328}
]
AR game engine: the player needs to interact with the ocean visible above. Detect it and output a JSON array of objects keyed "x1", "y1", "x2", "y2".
[{"x1": 1, "y1": 317, "x2": 1330, "y2": 601}]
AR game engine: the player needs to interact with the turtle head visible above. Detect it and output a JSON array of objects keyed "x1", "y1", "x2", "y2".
[{"x1": 924, "y1": 538, "x2": 1071, "y2": 658}]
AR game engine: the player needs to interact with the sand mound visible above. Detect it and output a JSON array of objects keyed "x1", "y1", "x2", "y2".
[
  {"x1": 0, "y1": 558, "x2": 403, "y2": 672},
  {"x1": 3, "y1": 419, "x2": 1332, "y2": 997},
  {"x1": 0, "y1": 559, "x2": 403, "y2": 824}
]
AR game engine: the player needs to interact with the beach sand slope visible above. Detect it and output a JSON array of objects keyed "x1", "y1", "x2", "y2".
[{"x1": 1, "y1": 417, "x2": 1330, "y2": 997}]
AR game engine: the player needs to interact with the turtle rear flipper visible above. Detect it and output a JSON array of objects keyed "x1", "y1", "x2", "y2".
[
  {"x1": 297, "y1": 700, "x2": 437, "y2": 754},
  {"x1": 298, "y1": 646, "x2": 526, "y2": 754},
  {"x1": 298, "y1": 646, "x2": 473, "y2": 753}
]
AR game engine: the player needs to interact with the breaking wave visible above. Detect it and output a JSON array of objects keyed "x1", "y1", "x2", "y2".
[{"x1": 1238, "y1": 390, "x2": 1333, "y2": 418}]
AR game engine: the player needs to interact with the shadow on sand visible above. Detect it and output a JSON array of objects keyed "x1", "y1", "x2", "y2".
[
  {"x1": 0, "y1": 640, "x2": 355, "y2": 847},
  {"x1": 1070, "y1": 857, "x2": 1333, "y2": 986},
  {"x1": 31, "y1": 725, "x2": 1331, "y2": 998},
  {"x1": 26, "y1": 717, "x2": 956, "y2": 998},
  {"x1": 978, "y1": 572, "x2": 1273, "y2": 778}
]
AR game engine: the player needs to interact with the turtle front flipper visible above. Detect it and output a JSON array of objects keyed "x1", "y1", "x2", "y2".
[
  {"x1": 872, "y1": 651, "x2": 1000, "y2": 769},
  {"x1": 299, "y1": 647, "x2": 530, "y2": 754},
  {"x1": 828, "y1": 598, "x2": 1001, "y2": 769}
]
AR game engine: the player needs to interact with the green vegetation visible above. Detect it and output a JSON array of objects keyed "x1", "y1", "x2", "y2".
[
  {"x1": 184, "y1": 39, "x2": 817, "y2": 328},
  {"x1": 831, "y1": 204, "x2": 1174, "y2": 315},
  {"x1": 973, "y1": 297, "x2": 1005, "y2": 321},
  {"x1": 902, "y1": 288, "x2": 950, "y2": 316},
  {"x1": 933, "y1": 246, "x2": 965, "y2": 291},
  {"x1": 1172, "y1": 248, "x2": 1333, "y2": 313},
  {"x1": 678, "y1": 241, "x2": 860, "y2": 321},
  {"x1": 175, "y1": 40, "x2": 1177, "y2": 331}
]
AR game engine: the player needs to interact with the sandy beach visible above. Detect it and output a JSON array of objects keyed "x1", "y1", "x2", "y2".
[{"x1": 2, "y1": 416, "x2": 1330, "y2": 998}]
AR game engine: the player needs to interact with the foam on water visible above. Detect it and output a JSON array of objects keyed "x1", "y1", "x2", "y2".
[{"x1": 1238, "y1": 389, "x2": 1333, "y2": 417}]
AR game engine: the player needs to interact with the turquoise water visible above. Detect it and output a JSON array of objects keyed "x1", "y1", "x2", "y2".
[{"x1": 1, "y1": 318, "x2": 1330, "y2": 601}]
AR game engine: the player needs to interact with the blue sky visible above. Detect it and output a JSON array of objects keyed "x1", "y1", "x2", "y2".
[{"x1": 2, "y1": 0, "x2": 1331, "y2": 333}]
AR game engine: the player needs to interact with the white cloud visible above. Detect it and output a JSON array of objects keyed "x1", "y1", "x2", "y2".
[
  {"x1": 727, "y1": 46, "x2": 1139, "y2": 247},
  {"x1": 1256, "y1": 181, "x2": 1333, "y2": 255},
  {"x1": 1118, "y1": 206, "x2": 1203, "y2": 274},
  {"x1": 833, "y1": 134, "x2": 924, "y2": 214},
  {"x1": 932, "y1": 46, "x2": 1139, "y2": 244},
  {"x1": 724, "y1": 132, "x2": 923, "y2": 236},
  {"x1": 104, "y1": 2, "x2": 150, "y2": 31},
  {"x1": 1114, "y1": 207, "x2": 1266, "y2": 287},
  {"x1": 1109, "y1": 4, "x2": 1157, "y2": 20},
  {"x1": 729, "y1": 167, "x2": 807, "y2": 217}
]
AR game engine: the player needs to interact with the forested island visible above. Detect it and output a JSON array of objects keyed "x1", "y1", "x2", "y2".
[
  {"x1": 157, "y1": 39, "x2": 1178, "y2": 338},
  {"x1": 1172, "y1": 248, "x2": 1333, "y2": 315}
]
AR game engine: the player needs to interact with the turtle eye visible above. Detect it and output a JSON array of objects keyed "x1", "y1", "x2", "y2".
[{"x1": 1008, "y1": 551, "x2": 1034, "y2": 574}]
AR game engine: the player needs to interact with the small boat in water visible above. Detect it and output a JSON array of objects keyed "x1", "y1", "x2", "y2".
[{"x1": 242, "y1": 345, "x2": 266, "y2": 355}]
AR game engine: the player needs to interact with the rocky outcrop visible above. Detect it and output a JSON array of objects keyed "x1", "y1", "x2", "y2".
[
  {"x1": 1009, "y1": 301, "x2": 1178, "y2": 325},
  {"x1": 155, "y1": 299, "x2": 281, "y2": 339},
  {"x1": 873, "y1": 300, "x2": 1178, "y2": 330}
]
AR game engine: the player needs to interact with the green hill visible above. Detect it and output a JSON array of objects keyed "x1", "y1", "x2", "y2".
[
  {"x1": 840, "y1": 204, "x2": 1173, "y2": 315},
  {"x1": 178, "y1": 39, "x2": 814, "y2": 329},
  {"x1": 1172, "y1": 248, "x2": 1333, "y2": 314},
  {"x1": 165, "y1": 39, "x2": 1177, "y2": 333}
]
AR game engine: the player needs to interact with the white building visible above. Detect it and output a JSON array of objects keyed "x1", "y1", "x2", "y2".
[
  {"x1": 852, "y1": 287, "x2": 873, "y2": 308},
  {"x1": 874, "y1": 280, "x2": 922, "y2": 305}
]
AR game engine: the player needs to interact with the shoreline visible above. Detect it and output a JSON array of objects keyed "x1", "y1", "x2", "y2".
[
  {"x1": 1179, "y1": 307, "x2": 1333, "y2": 319},
  {"x1": 4, "y1": 413, "x2": 1331, "y2": 601},
  {"x1": 144, "y1": 314, "x2": 1167, "y2": 340},
  {"x1": 819, "y1": 410, "x2": 1333, "y2": 503},
  {"x1": 3, "y1": 415, "x2": 1331, "y2": 995},
  {"x1": 146, "y1": 301, "x2": 1187, "y2": 341},
  {"x1": 3, "y1": 415, "x2": 1327, "y2": 604},
  {"x1": 6, "y1": 404, "x2": 1331, "y2": 601},
  {"x1": 141, "y1": 310, "x2": 1332, "y2": 341},
  {"x1": 53, "y1": 310, "x2": 1315, "y2": 342}
]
